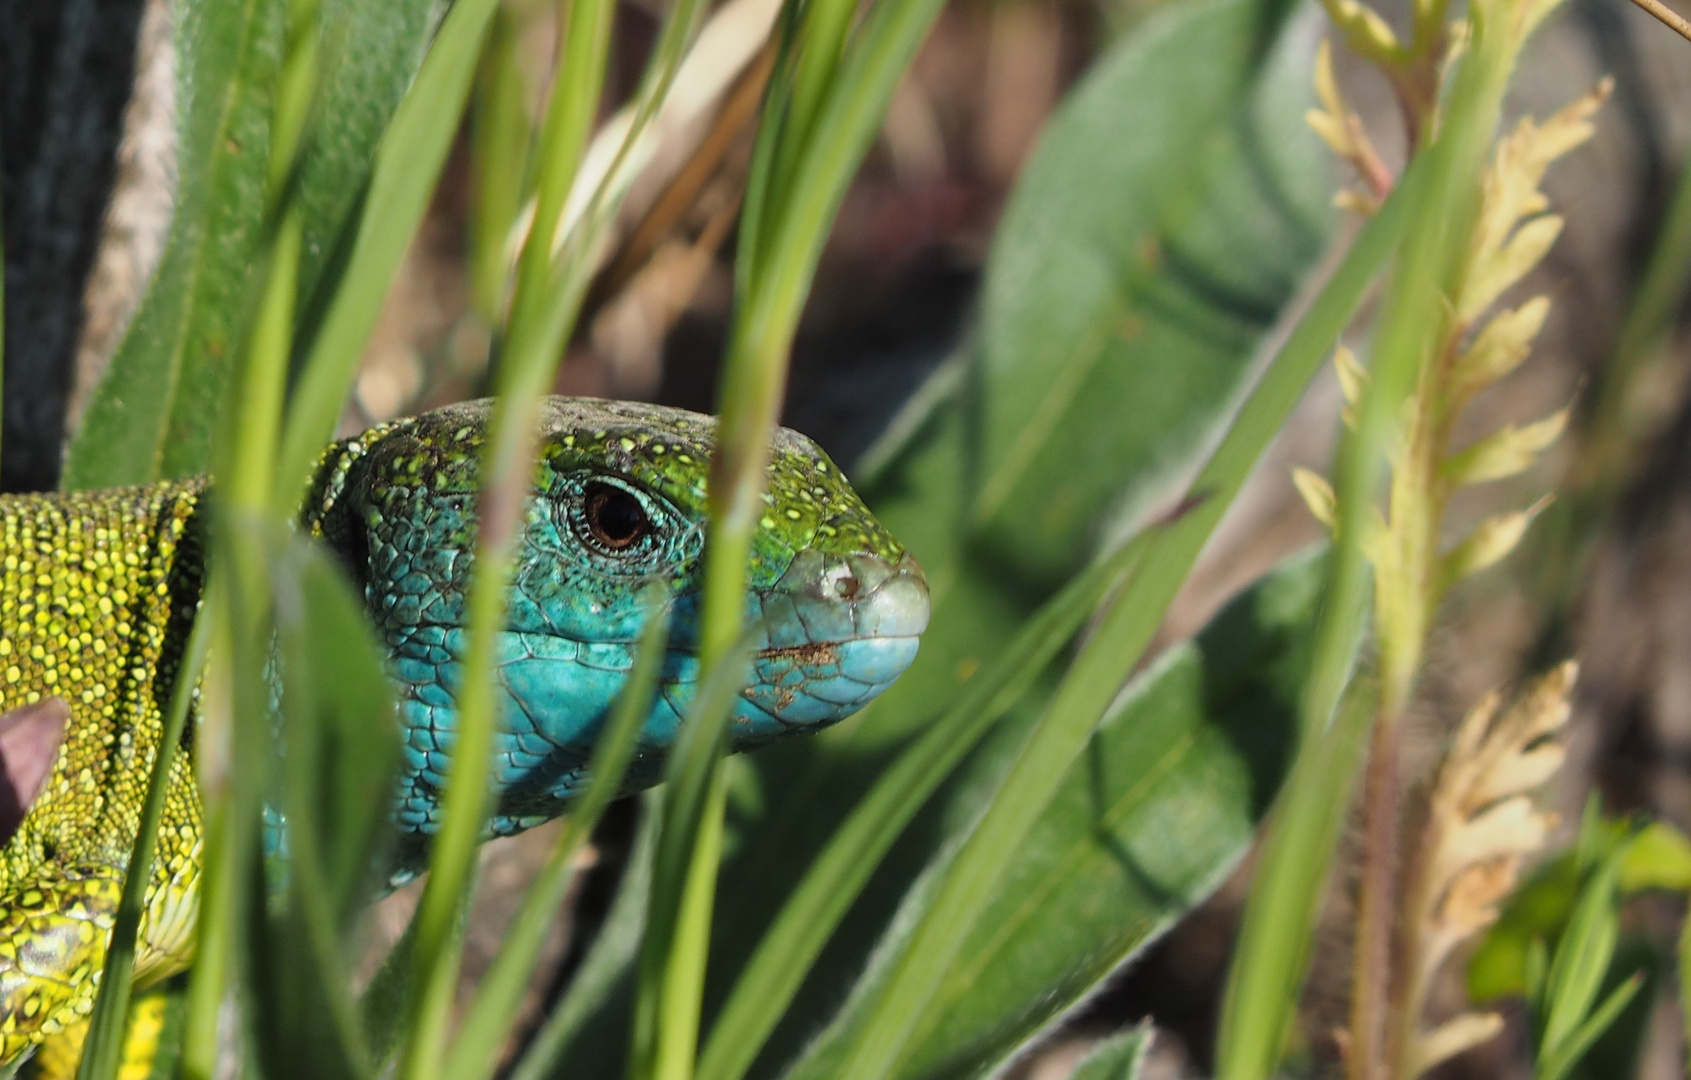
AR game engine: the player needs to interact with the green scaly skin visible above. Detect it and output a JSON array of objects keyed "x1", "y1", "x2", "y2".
[{"x1": 0, "y1": 397, "x2": 929, "y2": 1071}]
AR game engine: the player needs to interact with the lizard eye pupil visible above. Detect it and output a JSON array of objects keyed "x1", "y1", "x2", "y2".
[{"x1": 585, "y1": 484, "x2": 650, "y2": 551}]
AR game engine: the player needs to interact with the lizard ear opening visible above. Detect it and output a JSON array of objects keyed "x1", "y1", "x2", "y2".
[{"x1": 0, "y1": 697, "x2": 69, "y2": 848}]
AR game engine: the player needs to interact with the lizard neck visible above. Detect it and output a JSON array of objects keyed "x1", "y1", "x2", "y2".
[
  {"x1": 0, "y1": 480, "x2": 207, "y2": 876},
  {"x1": 298, "y1": 417, "x2": 412, "y2": 587}
]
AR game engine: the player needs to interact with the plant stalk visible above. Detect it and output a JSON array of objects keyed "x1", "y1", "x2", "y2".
[{"x1": 1347, "y1": 716, "x2": 1404, "y2": 1080}]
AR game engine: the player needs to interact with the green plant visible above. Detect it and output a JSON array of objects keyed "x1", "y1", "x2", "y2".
[{"x1": 18, "y1": 0, "x2": 1691, "y2": 1078}]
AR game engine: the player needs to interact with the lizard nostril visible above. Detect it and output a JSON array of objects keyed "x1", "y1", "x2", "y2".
[{"x1": 817, "y1": 561, "x2": 861, "y2": 601}]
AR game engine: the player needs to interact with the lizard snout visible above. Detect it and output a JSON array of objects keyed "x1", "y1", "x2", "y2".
[{"x1": 739, "y1": 549, "x2": 929, "y2": 730}]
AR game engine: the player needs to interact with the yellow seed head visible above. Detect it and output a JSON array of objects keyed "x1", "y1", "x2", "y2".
[
  {"x1": 1293, "y1": 467, "x2": 1338, "y2": 530},
  {"x1": 1440, "y1": 409, "x2": 1569, "y2": 487},
  {"x1": 1450, "y1": 296, "x2": 1550, "y2": 400},
  {"x1": 1440, "y1": 498, "x2": 1549, "y2": 586}
]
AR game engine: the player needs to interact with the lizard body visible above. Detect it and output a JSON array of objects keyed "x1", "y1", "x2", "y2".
[{"x1": 0, "y1": 397, "x2": 929, "y2": 1071}]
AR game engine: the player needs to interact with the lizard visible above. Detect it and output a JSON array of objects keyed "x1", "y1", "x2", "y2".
[{"x1": 0, "y1": 396, "x2": 930, "y2": 1075}]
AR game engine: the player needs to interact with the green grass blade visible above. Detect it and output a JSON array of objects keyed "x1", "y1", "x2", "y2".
[
  {"x1": 73, "y1": 616, "x2": 211, "y2": 1080},
  {"x1": 630, "y1": 641, "x2": 754, "y2": 1080},
  {"x1": 634, "y1": 3, "x2": 948, "y2": 1077},
  {"x1": 1537, "y1": 973, "x2": 1643, "y2": 1080},
  {"x1": 179, "y1": 582, "x2": 239, "y2": 1080},
  {"x1": 247, "y1": 535, "x2": 402, "y2": 1080},
  {"x1": 750, "y1": 0, "x2": 854, "y2": 284},
  {"x1": 446, "y1": 597, "x2": 671, "y2": 1080},
  {"x1": 816, "y1": 34, "x2": 1436, "y2": 1080},
  {"x1": 693, "y1": 526, "x2": 1159, "y2": 1080},
  {"x1": 824, "y1": 509, "x2": 1252, "y2": 1079},
  {"x1": 508, "y1": 802, "x2": 658, "y2": 1080},
  {"x1": 273, "y1": 0, "x2": 502, "y2": 511},
  {"x1": 403, "y1": 0, "x2": 701, "y2": 1070},
  {"x1": 469, "y1": 8, "x2": 535, "y2": 323},
  {"x1": 1213, "y1": 673, "x2": 1375, "y2": 1080},
  {"x1": 1542, "y1": 854, "x2": 1622, "y2": 1056},
  {"x1": 729, "y1": 0, "x2": 946, "y2": 376},
  {"x1": 732, "y1": 1, "x2": 802, "y2": 306},
  {"x1": 1215, "y1": 5, "x2": 1530, "y2": 1072},
  {"x1": 504, "y1": 0, "x2": 617, "y2": 352}
]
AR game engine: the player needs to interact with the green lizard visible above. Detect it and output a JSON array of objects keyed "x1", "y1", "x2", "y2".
[{"x1": 0, "y1": 396, "x2": 929, "y2": 1075}]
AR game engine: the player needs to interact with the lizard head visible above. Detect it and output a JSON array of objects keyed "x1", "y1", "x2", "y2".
[{"x1": 309, "y1": 397, "x2": 928, "y2": 839}]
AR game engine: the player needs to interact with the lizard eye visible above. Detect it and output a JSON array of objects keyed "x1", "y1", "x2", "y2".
[{"x1": 583, "y1": 482, "x2": 652, "y2": 552}]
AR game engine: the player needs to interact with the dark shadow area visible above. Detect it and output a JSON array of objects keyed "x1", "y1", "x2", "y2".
[{"x1": 0, "y1": 0, "x2": 147, "y2": 492}]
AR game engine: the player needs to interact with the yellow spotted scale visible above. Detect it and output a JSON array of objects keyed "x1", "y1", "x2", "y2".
[{"x1": 0, "y1": 482, "x2": 204, "y2": 1068}]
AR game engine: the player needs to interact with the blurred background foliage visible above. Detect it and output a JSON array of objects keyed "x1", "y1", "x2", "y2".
[{"x1": 6, "y1": 0, "x2": 1691, "y2": 1077}]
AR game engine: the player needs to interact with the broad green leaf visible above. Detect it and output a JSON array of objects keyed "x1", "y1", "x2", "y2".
[
  {"x1": 63, "y1": 0, "x2": 285, "y2": 489},
  {"x1": 1070, "y1": 1027, "x2": 1154, "y2": 1080},
  {"x1": 1618, "y1": 821, "x2": 1691, "y2": 892},
  {"x1": 855, "y1": 0, "x2": 1330, "y2": 749},
  {"x1": 965, "y1": 0, "x2": 1329, "y2": 587},
  {"x1": 292, "y1": 0, "x2": 439, "y2": 331},
  {"x1": 63, "y1": 0, "x2": 438, "y2": 490},
  {"x1": 776, "y1": 550, "x2": 1320, "y2": 1080}
]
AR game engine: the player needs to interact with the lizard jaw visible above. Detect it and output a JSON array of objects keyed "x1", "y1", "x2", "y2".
[{"x1": 737, "y1": 550, "x2": 929, "y2": 731}]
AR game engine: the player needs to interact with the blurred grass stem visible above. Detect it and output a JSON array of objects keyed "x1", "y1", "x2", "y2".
[
  {"x1": 273, "y1": 0, "x2": 502, "y2": 513},
  {"x1": 449, "y1": 601, "x2": 670, "y2": 1080},
  {"x1": 631, "y1": 3, "x2": 950, "y2": 1078},
  {"x1": 1215, "y1": 0, "x2": 1534, "y2": 1064},
  {"x1": 397, "y1": 4, "x2": 614, "y2": 1078},
  {"x1": 182, "y1": 0, "x2": 319, "y2": 1037}
]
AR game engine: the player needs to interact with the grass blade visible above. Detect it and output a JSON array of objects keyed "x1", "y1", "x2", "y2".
[
  {"x1": 1537, "y1": 973, "x2": 1643, "y2": 1080},
  {"x1": 822, "y1": 512, "x2": 1239, "y2": 1079},
  {"x1": 468, "y1": 8, "x2": 535, "y2": 323},
  {"x1": 273, "y1": 0, "x2": 502, "y2": 511},
  {"x1": 447, "y1": 597, "x2": 671, "y2": 1080},
  {"x1": 508, "y1": 803, "x2": 659, "y2": 1080},
  {"x1": 692, "y1": 524, "x2": 1160, "y2": 1080},
  {"x1": 633, "y1": 3, "x2": 950, "y2": 1077},
  {"x1": 1542, "y1": 853, "x2": 1623, "y2": 1056},
  {"x1": 402, "y1": 0, "x2": 703, "y2": 1072},
  {"x1": 1215, "y1": 3, "x2": 1532, "y2": 1070},
  {"x1": 811, "y1": 37, "x2": 1435, "y2": 1079},
  {"x1": 1213, "y1": 673, "x2": 1375, "y2": 1080},
  {"x1": 629, "y1": 637, "x2": 753, "y2": 1080},
  {"x1": 183, "y1": 207, "x2": 306, "y2": 1080}
]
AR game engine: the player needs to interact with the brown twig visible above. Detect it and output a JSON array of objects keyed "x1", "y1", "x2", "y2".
[
  {"x1": 1348, "y1": 717, "x2": 1404, "y2": 1080},
  {"x1": 1628, "y1": 0, "x2": 1691, "y2": 41},
  {"x1": 586, "y1": 38, "x2": 777, "y2": 314}
]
